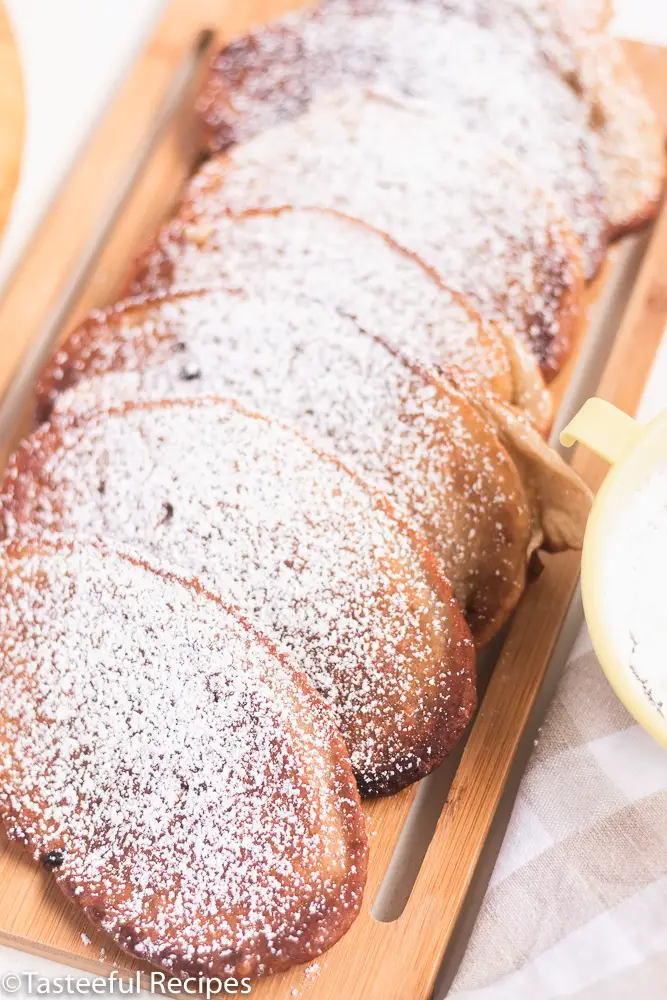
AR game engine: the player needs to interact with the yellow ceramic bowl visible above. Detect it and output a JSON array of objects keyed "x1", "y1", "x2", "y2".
[{"x1": 561, "y1": 398, "x2": 667, "y2": 747}]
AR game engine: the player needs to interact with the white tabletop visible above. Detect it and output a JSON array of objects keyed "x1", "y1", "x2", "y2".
[{"x1": 0, "y1": 0, "x2": 666, "y2": 993}]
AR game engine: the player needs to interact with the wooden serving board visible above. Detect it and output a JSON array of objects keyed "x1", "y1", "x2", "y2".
[
  {"x1": 0, "y1": 2, "x2": 23, "y2": 242},
  {"x1": 0, "y1": 4, "x2": 666, "y2": 998}
]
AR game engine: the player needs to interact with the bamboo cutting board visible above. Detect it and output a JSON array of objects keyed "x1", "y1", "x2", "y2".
[
  {"x1": 0, "y1": 2, "x2": 23, "y2": 241},
  {"x1": 0, "y1": 3, "x2": 666, "y2": 998}
]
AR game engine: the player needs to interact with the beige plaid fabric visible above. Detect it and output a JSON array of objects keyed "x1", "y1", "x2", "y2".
[
  {"x1": 449, "y1": 627, "x2": 667, "y2": 999},
  {"x1": 449, "y1": 338, "x2": 667, "y2": 1000}
]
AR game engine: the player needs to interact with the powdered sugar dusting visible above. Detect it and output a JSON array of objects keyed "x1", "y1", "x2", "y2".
[
  {"x1": 189, "y1": 86, "x2": 581, "y2": 372},
  {"x1": 603, "y1": 467, "x2": 667, "y2": 716},
  {"x1": 0, "y1": 539, "x2": 367, "y2": 979},
  {"x1": 516, "y1": 0, "x2": 666, "y2": 234},
  {"x1": 2, "y1": 400, "x2": 476, "y2": 796},
  {"x1": 199, "y1": 0, "x2": 605, "y2": 276},
  {"x1": 583, "y1": 34, "x2": 665, "y2": 234},
  {"x1": 129, "y1": 206, "x2": 519, "y2": 405},
  {"x1": 39, "y1": 284, "x2": 533, "y2": 643}
]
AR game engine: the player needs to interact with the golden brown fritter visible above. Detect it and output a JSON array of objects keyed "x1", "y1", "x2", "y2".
[
  {"x1": 31, "y1": 282, "x2": 587, "y2": 644},
  {"x1": 188, "y1": 86, "x2": 584, "y2": 378},
  {"x1": 0, "y1": 536, "x2": 369, "y2": 979},
  {"x1": 0, "y1": 400, "x2": 477, "y2": 796},
  {"x1": 198, "y1": 0, "x2": 607, "y2": 284},
  {"x1": 125, "y1": 206, "x2": 551, "y2": 431}
]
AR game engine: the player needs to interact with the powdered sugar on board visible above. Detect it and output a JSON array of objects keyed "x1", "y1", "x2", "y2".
[
  {"x1": 1, "y1": 400, "x2": 476, "y2": 796},
  {"x1": 0, "y1": 538, "x2": 367, "y2": 980},
  {"x1": 188, "y1": 86, "x2": 581, "y2": 371},
  {"x1": 603, "y1": 467, "x2": 667, "y2": 715}
]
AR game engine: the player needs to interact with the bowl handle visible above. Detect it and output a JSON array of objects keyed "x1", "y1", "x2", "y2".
[{"x1": 560, "y1": 398, "x2": 641, "y2": 465}]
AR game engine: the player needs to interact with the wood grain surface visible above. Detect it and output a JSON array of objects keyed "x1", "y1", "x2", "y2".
[
  {"x1": 0, "y1": 4, "x2": 664, "y2": 998},
  {"x1": 0, "y1": 2, "x2": 23, "y2": 242}
]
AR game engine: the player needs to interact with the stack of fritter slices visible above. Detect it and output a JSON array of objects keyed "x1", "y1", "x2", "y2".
[
  {"x1": 199, "y1": 0, "x2": 665, "y2": 267},
  {"x1": 0, "y1": 0, "x2": 663, "y2": 984}
]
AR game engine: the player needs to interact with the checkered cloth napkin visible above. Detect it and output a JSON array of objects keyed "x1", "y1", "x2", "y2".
[{"x1": 449, "y1": 337, "x2": 667, "y2": 1000}]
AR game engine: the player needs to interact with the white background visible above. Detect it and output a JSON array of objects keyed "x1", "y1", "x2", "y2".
[{"x1": 0, "y1": 0, "x2": 667, "y2": 992}]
